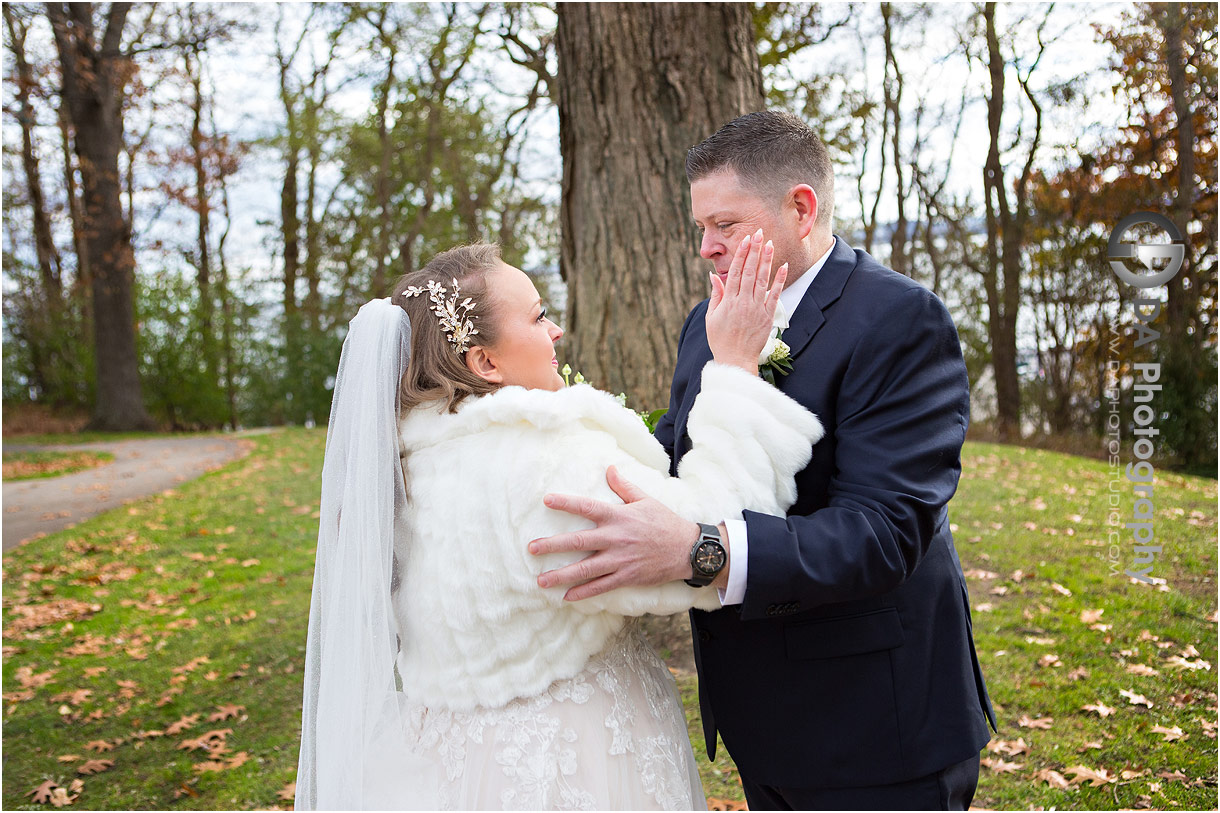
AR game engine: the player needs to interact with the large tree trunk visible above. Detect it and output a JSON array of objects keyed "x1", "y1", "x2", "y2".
[
  {"x1": 556, "y1": 2, "x2": 764, "y2": 408},
  {"x1": 47, "y1": 2, "x2": 154, "y2": 430}
]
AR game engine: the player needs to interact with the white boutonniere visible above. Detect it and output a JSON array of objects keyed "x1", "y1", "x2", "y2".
[{"x1": 758, "y1": 301, "x2": 792, "y2": 386}]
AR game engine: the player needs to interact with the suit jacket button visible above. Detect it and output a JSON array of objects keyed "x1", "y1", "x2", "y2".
[{"x1": 698, "y1": 630, "x2": 712, "y2": 643}]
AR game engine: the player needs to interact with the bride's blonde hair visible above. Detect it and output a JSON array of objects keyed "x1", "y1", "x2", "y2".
[{"x1": 392, "y1": 243, "x2": 504, "y2": 413}]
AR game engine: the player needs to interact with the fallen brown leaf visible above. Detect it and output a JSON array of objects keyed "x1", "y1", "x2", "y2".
[
  {"x1": 49, "y1": 689, "x2": 93, "y2": 706},
  {"x1": 192, "y1": 760, "x2": 229, "y2": 773},
  {"x1": 1035, "y1": 768, "x2": 1069, "y2": 789},
  {"x1": 129, "y1": 729, "x2": 163, "y2": 739},
  {"x1": 1165, "y1": 655, "x2": 1212, "y2": 671},
  {"x1": 156, "y1": 687, "x2": 184, "y2": 707},
  {"x1": 172, "y1": 656, "x2": 211, "y2": 675},
  {"x1": 84, "y1": 740, "x2": 115, "y2": 752},
  {"x1": 166, "y1": 714, "x2": 201, "y2": 735},
  {"x1": 980, "y1": 756, "x2": 1023, "y2": 773},
  {"x1": 28, "y1": 780, "x2": 58, "y2": 804},
  {"x1": 1065, "y1": 764, "x2": 1117, "y2": 786},
  {"x1": 76, "y1": 758, "x2": 114, "y2": 776},
  {"x1": 48, "y1": 787, "x2": 77, "y2": 808},
  {"x1": 15, "y1": 667, "x2": 58, "y2": 688},
  {"x1": 1017, "y1": 715, "x2": 1053, "y2": 729},
  {"x1": 1151, "y1": 724, "x2": 1188, "y2": 742},
  {"x1": 208, "y1": 703, "x2": 246, "y2": 722},
  {"x1": 1081, "y1": 702, "x2": 1116, "y2": 718},
  {"x1": 277, "y1": 782, "x2": 296, "y2": 802},
  {"x1": 1119, "y1": 689, "x2": 1154, "y2": 708},
  {"x1": 986, "y1": 737, "x2": 1030, "y2": 756}
]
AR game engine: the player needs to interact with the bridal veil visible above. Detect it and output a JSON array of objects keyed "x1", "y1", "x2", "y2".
[{"x1": 296, "y1": 298, "x2": 439, "y2": 810}]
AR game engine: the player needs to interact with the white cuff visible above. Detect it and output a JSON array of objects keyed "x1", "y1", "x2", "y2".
[{"x1": 717, "y1": 519, "x2": 749, "y2": 606}]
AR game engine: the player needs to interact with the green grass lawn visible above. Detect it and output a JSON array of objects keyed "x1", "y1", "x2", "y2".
[
  {"x1": 2, "y1": 434, "x2": 1215, "y2": 810},
  {"x1": 3, "y1": 451, "x2": 116, "y2": 481}
]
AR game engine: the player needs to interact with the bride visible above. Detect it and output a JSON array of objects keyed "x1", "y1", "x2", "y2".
[{"x1": 297, "y1": 237, "x2": 821, "y2": 810}]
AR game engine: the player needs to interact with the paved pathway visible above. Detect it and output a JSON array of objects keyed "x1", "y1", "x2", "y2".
[{"x1": 2, "y1": 434, "x2": 264, "y2": 551}]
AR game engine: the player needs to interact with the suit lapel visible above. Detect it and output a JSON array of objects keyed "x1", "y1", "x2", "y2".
[{"x1": 780, "y1": 237, "x2": 856, "y2": 361}]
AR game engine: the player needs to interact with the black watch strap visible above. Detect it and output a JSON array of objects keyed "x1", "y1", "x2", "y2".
[{"x1": 685, "y1": 522, "x2": 726, "y2": 588}]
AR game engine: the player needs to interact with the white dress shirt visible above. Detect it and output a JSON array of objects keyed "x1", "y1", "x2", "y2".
[{"x1": 718, "y1": 240, "x2": 835, "y2": 605}]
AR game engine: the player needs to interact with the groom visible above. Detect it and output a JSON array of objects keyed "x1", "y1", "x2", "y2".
[{"x1": 531, "y1": 111, "x2": 995, "y2": 809}]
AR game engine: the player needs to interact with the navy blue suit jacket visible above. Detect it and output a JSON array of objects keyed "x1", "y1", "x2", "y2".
[{"x1": 654, "y1": 237, "x2": 996, "y2": 788}]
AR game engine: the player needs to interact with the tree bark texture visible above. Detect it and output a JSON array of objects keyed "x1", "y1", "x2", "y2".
[
  {"x1": 881, "y1": 3, "x2": 909, "y2": 276},
  {"x1": 1160, "y1": 4, "x2": 1199, "y2": 352},
  {"x1": 556, "y1": 2, "x2": 764, "y2": 408},
  {"x1": 981, "y1": 2, "x2": 1022, "y2": 441},
  {"x1": 6, "y1": 6, "x2": 63, "y2": 304},
  {"x1": 47, "y1": 2, "x2": 154, "y2": 430},
  {"x1": 184, "y1": 45, "x2": 216, "y2": 378}
]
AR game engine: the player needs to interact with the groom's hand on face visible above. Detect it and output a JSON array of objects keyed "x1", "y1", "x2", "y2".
[{"x1": 529, "y1": 466, "x2": 700, "y2": 601}]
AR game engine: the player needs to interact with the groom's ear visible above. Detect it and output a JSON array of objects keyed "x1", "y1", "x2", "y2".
[
  {"x1": 465, "y1": 345, "x2": 504, "y2": 384},
  {"x1": 788, "y1": 184, "x2": 818, "y2": 238}
]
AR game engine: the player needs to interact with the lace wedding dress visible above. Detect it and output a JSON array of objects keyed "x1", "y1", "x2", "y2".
[{"x1": 401, "y1": 621, "x2": 704, "y2": 810}]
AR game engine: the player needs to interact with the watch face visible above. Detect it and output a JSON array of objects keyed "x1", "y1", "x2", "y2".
[{"x1": 694, "y1": 542, "x2": 726, "y2": 576}]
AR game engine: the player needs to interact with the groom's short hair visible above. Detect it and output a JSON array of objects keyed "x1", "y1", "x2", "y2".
[{"x1": 686, "y1": 111, "x2": 834, "y2": 228}]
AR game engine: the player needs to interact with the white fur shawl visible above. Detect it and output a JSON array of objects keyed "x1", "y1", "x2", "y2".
[{"x1": 394, "y1": 362, "x2": 822, "y2": 711}]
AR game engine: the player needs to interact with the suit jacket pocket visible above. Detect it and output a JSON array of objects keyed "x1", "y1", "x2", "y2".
[{"x1": 785, "y1": 607, "x2": 904, "y2": 659}]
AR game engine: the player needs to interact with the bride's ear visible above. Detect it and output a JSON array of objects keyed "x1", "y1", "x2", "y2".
[{"x1": 465, "y1": 345, "x2": 504, "y2": 384}]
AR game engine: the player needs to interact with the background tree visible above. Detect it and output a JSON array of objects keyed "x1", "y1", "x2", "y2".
[
  {"x1": 1087, "y1": 2, "x2": 1218, "y2": 470},
  {"x1": 1, "y1": 4, "x2": 86, "y2": 408},
  {"x1": 555, "y1": 2, "x2": 765, "y2": 407},
  {"x1": 46, "y1": 2, "x2": 154, "y2": 430},
  {"x1": 976, "y1": 2, "x2": 1050, "y2": 441},
  {"x1": 3, "y1": 2, "x2": 1213, "y2": 474}
]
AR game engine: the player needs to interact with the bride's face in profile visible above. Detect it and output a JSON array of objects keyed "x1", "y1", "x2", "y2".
[{"x1": 466, "y1": 263, "x2": 565, "y2": 392}]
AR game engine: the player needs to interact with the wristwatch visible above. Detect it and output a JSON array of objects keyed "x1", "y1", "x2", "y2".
[{"x1": 685, "y1": 523, "x2": 727, "y2": 588}]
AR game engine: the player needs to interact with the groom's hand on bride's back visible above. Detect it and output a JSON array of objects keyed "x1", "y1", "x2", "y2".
[{"x1": 529, "y1": 466, "x2": 699, "y2": 601}]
